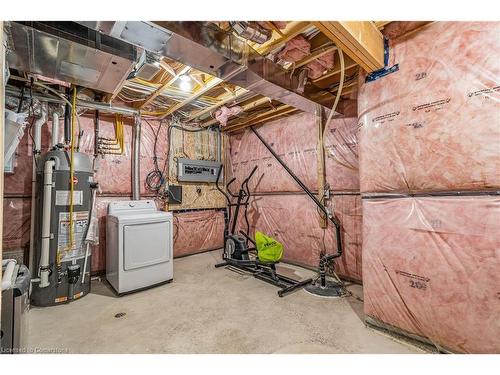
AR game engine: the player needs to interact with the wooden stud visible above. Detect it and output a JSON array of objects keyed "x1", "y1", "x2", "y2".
[
  {"x1": 316, "y1": 106, "x2": 327, "y2": 228},
  {"x1": 315, "y1": 21, "x2": 384, "y2": 72}
]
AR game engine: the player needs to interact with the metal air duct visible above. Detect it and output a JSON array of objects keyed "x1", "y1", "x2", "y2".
[
  {"x1": 230, "y1": 21, "x2": 271, "y2": 44},
  {"x1": 79, "y1": 21, "x2": 337, "y2": 116},
  {"x1": 4, "y1": 21, "x2": 141, "y2": 94}
]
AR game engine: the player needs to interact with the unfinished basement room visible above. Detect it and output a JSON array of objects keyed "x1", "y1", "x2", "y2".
[{"x1": 0, "y1": 1, "x2": 499, "y2": 372}]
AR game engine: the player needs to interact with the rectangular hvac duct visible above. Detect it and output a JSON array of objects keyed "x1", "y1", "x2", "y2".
[
  {"x1": 4, "y1": 21, "x2": 140, "y2": 94},
  {"x1": 79, "y1": 21, "x2": 336, "y2": 116}
]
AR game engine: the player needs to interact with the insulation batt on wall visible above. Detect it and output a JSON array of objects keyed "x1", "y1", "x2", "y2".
[
  {"x1": 358, "y1": 21, "x2": 500, "y2": 194},
  {"x1": 239, "y1": 194, "x2": 362, "y2": 282},
  {"x1": 2, "y1": 198, "x2": 31, "y2": 251},
  {"x1": 358, "y1": 21, "x2": 500, "y2": 354},
  {"x1": 229, "y1": 112, "x2": 360, "y2": 194},
  {"x1": 228, "y1": 112, "x2": 362, "y2": 282},
  {"x1": 362, "y1": 196, "x2": 500, "y2": 353},
  {"x1": 173, "y1": 209, "x2": 224, "y2": 258}
]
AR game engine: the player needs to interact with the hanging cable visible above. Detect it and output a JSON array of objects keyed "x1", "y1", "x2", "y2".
[
  {"x1": 144, "y1": 119, "x2": 167, "y2": 192},
  {"x1": 324, "y1": 47, "x2": 345, "y2": 131}
]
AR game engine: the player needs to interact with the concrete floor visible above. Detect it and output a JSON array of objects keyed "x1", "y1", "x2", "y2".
[{"x1": 27, "y1": 251, "x2": 422, "y2": 354}]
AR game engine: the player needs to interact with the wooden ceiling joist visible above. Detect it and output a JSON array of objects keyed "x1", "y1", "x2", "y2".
[
  {"x1": 186, "y1": 86, "x2": 249, "y2": 122},
  {"x1": 225, "y1": 105, "x2": 297, "y2": 133},
  {"x1": 140, "y1": 65, "x2": 190, "y2": 109},
  {"x1": 314, "y1": 21, "x2": 385, "y2": 72},
  {"x1": 255, "y1": 21, "x2": 313, "y2": 55},
  {"x1": 287, "y1": 45, "x2": 337, "y2": 70},
  {"x1": 160, "y1": 76, "x2": 222, "y2": 119},
  {"x1": 311, "y1": 54, "x2": 358, "y2": 84}
]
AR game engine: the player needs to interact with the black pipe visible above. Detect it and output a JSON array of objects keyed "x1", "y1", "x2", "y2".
[
  {"x1": 250, "y1": 126, "x2": 343, "y2": 259},
  {"x1": 64, "y1": 87, "x2": 71, "y2": 143},
  {"x1": 17, "y1": 86, "x2": 25, "y2": 113},
  {"x1": 94, "y1": 109, "x2": 100, "y2": 157}
]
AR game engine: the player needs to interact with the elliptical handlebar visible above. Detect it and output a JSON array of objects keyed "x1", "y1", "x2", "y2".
[
  {"x1": 226, "y1": 178, "x2": 239, "y2": 198},
  {"x1": 216, "y1": 164, "x2": 258, "y2": 201}
]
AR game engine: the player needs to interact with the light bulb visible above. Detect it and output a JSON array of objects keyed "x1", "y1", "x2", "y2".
[{"x1": 180, "y1": 80, "x2": 192, "y2": 92}]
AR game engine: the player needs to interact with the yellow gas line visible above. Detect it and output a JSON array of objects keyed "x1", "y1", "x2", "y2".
[{"x1": 59, "y1": 87, "x2": 77, "y2": 264}]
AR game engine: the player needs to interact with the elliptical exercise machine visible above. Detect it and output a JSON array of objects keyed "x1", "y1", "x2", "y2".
[{"x1": 214, "y1": 165, "x2": 312, "y2": 297}]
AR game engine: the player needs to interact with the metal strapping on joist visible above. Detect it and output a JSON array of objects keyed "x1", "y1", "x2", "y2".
[{"x1": 365, "y1": 38, "x2": 399, "y2": 82}]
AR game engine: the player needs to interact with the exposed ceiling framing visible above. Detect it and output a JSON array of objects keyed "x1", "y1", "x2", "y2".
[
  {"x1": 314, "y1": 21, "x2": 385, "y2": 72},
  {"x1": 6, "y1": 21, "x2": 394, "y2": 132}
]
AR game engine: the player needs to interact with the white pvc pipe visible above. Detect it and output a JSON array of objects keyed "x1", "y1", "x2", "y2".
[
  {"x1": 33, "y1": 103, "x2": 48, "y2": 151},
  {"x1": 28, "y1": 103, "x2": 48, "y2": 273},
  {"x1": 51, "y1": 111, "x2": 59, "y2": 148},
  {"x1": 39, "y1": 159, "x2": 56, "y2": 288}
]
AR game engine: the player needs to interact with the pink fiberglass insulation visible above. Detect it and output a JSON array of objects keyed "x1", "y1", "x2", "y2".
[
  {"x1": 306, "y1": 50, "x2": 335, "y2": 79},
  {"x1": 228, "y1": 112, "x2": 360, "y2": 193},
  {"x1": 358, "y1": 21, "x2": 500, "y2": 194},
  {"x1": 228, "y1": 112, "x2": 318, "y2": 193},
  {"x1": 257, "y1": 21, "x2": 288, "y2": 31},
  {"x1": 4, "y1": 116, "x2": 168, "y2": 197},
  {"x1": 362, "y1": 195, "x2": 500, "y2": 353},
  {"x1": 79, "y1": 117, "x2": 169, "y2": 196},
  {"x1": 173, "y1": 210, "x2": 225, "y2": 257},
  {"x1": 277, "y1": 35, "x2": 311, "y2": 63},
  {"x1": 381, "y1": 21, "x2": 432, "y2": 40},
  {"x1": 92, "y1": 197, "x2": 224, "y2": 273},
  {"x1": 214, "y1": 105, "x2": 243, "y2": 127},
  {"x1": 325, "y1": 117, "x2": 360, "y2": 192},
  {"x1": 2, "y1": 198, "x2": 31, "y2": 251},
  {"x1": 237, "y1": 194, "x2": 362, "y2": 282}
]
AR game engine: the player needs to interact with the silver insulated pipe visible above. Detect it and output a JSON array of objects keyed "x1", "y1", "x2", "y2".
[
  {"x1": 230, "y1": 22, "x2": 271, "y2": 44},
  {"x1": 132, "y1": 114, "x2": 141, "y2": 200}
]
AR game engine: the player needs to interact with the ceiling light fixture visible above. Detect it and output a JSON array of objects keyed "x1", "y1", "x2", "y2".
[{"x1": 180, "y1": 80, "x2": 192, "y2": 92}]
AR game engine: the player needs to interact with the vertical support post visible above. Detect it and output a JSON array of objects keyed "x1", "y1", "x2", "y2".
[
  {"x1": 316, "y1": 105, "x2": 327, "y2": 228},
  {"x1": 132, "y1": 113, "x2": 141, "y2": 200}
]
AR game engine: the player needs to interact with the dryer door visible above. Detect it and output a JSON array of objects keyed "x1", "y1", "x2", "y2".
[{"x1": 123, "y1": 221, "x2": 171, "y2": 271}]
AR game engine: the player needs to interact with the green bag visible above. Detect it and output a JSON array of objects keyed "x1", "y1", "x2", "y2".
[{"x1": 255, "y1": 231, "x2": 283, "y2": 263}]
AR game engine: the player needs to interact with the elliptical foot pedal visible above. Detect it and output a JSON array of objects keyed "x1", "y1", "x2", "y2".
[{"x1": 304, "y1": 278, "x2": 344, "y2": 298}]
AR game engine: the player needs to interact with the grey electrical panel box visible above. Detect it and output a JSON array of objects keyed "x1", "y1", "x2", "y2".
[{"x1": 177, "y1": 158, "x2": 221, "y2": 183}]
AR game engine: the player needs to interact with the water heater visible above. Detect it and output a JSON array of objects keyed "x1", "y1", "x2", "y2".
[{"x1": 31, "y1": 150, "x2": 94, "y2": 307}]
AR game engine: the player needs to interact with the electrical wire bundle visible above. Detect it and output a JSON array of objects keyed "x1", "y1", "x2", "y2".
[{"x1": 144, "y1": 119, "x2": 168, "y2": 193}]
